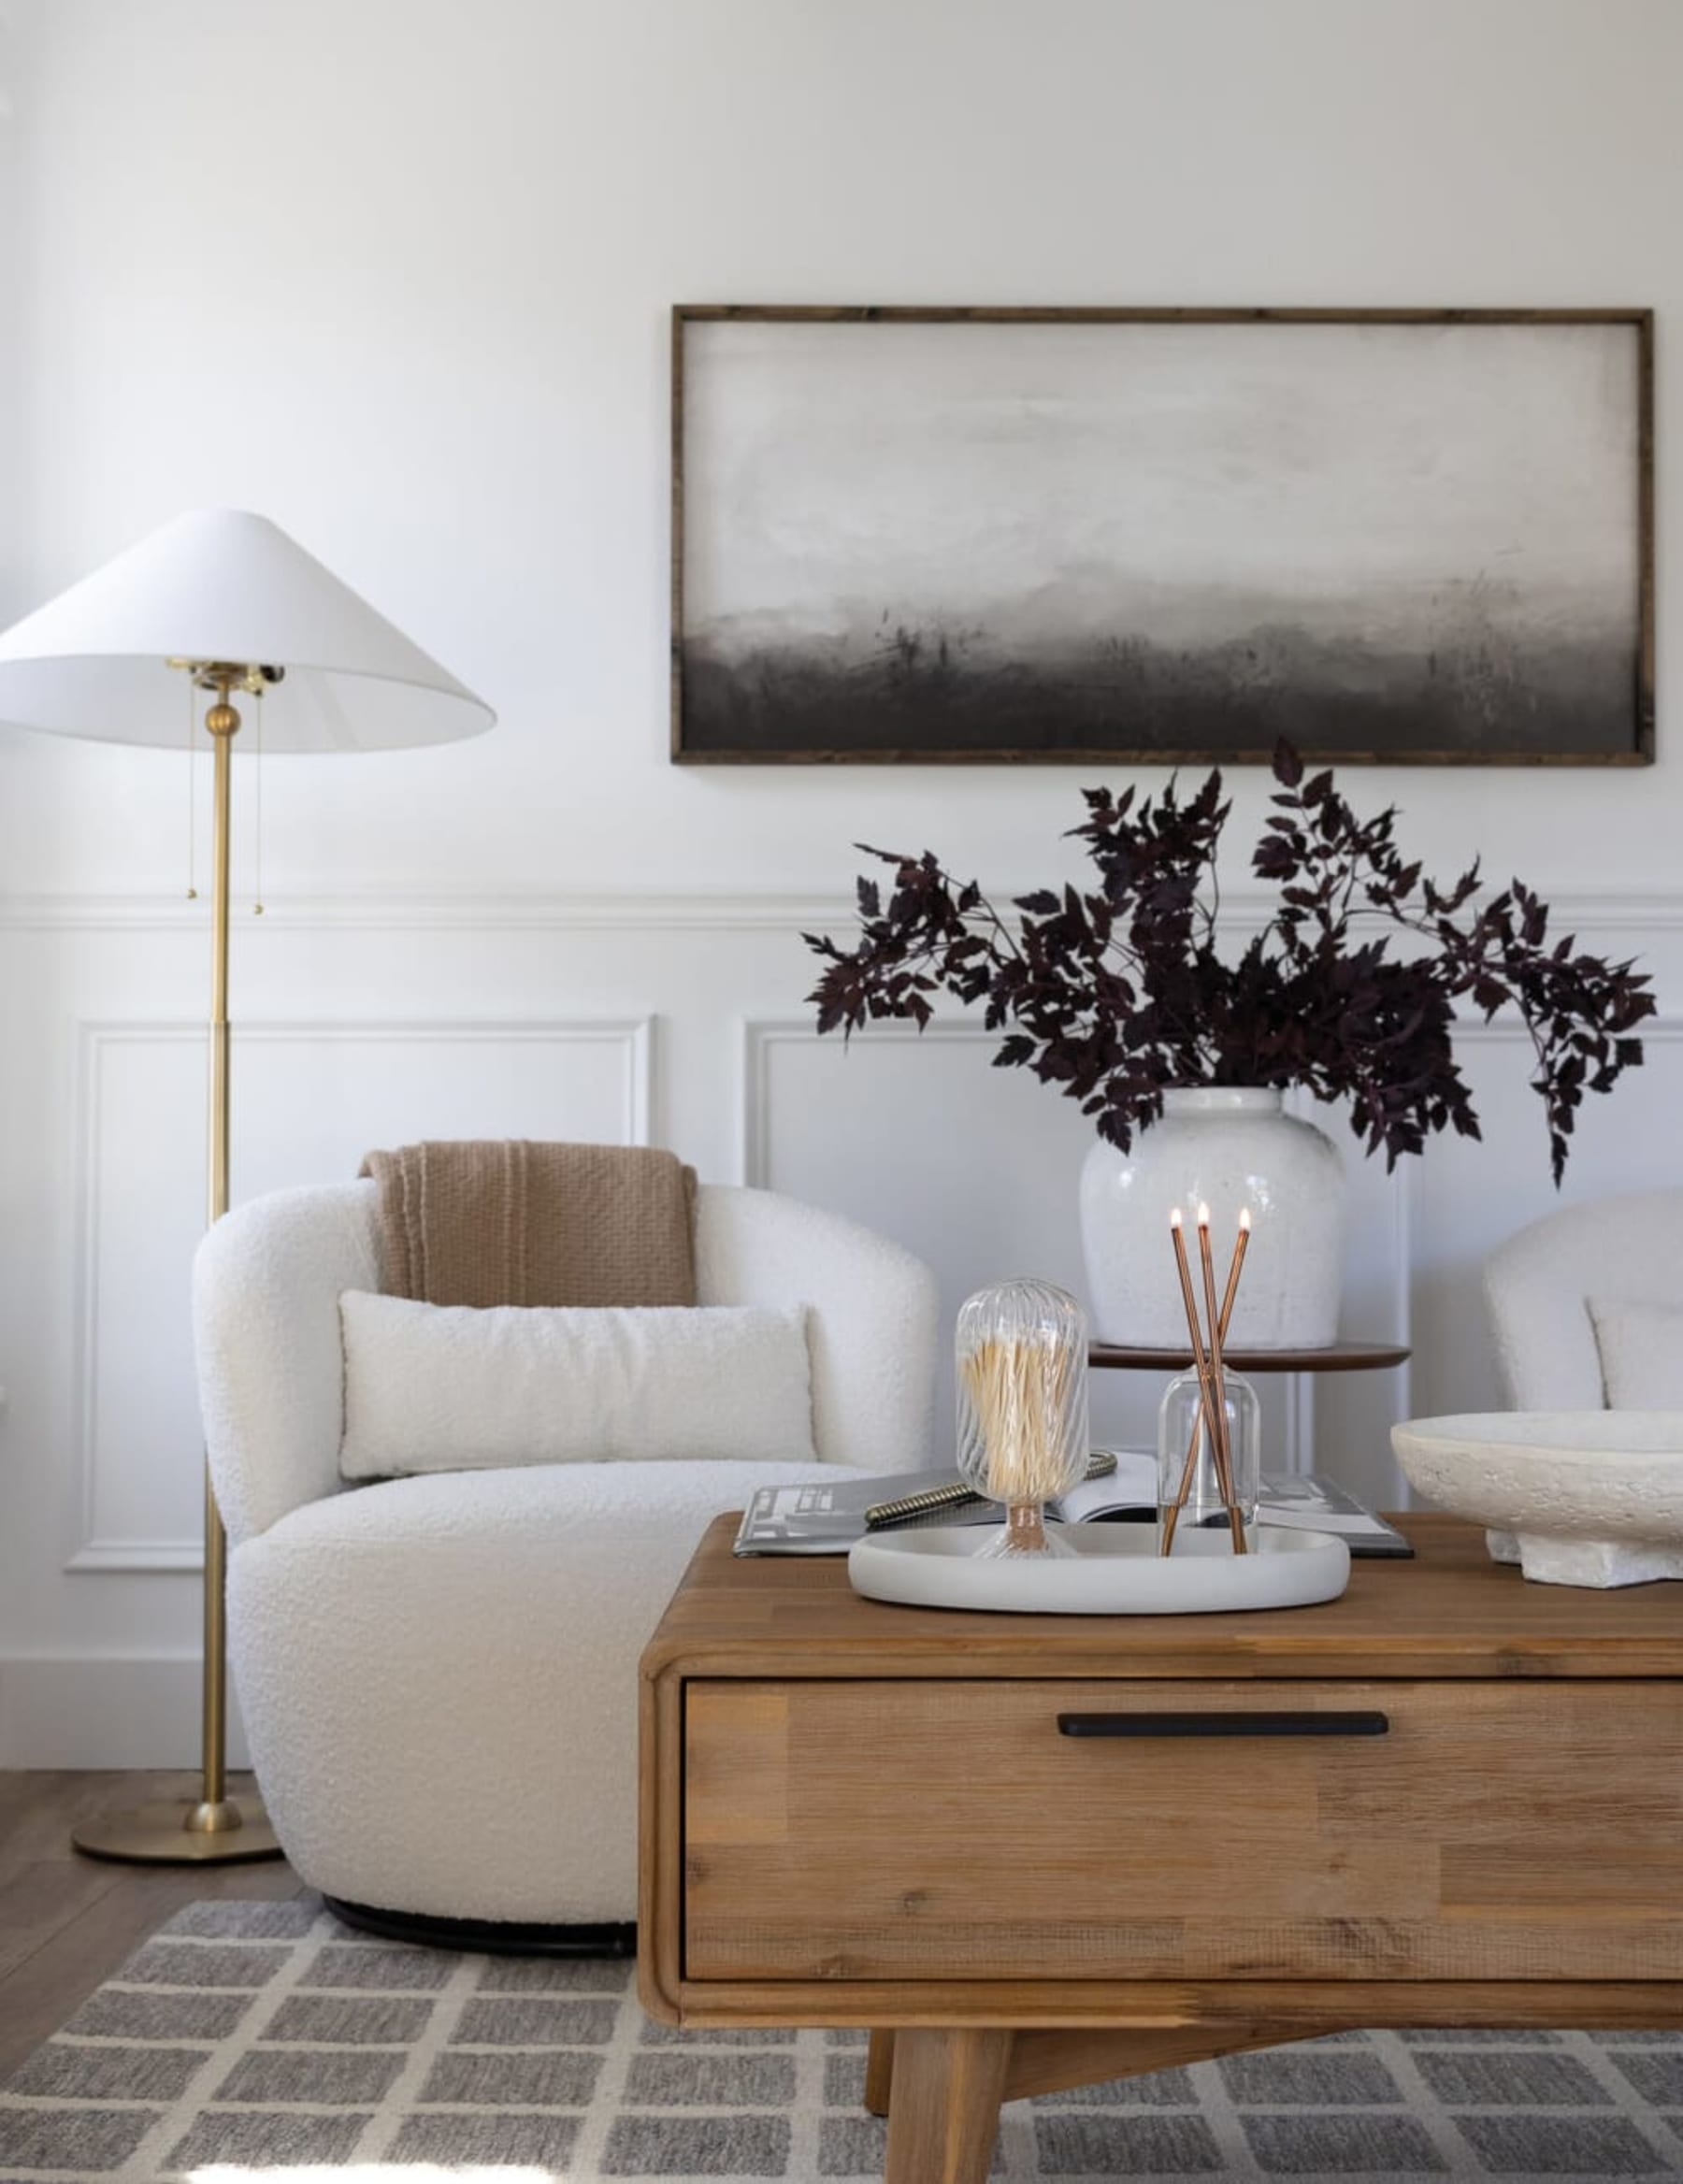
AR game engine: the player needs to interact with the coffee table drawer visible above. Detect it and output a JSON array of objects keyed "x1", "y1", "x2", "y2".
[{"x1": 683, "y1": 1678, "x2": 1683, "y2": 1982}]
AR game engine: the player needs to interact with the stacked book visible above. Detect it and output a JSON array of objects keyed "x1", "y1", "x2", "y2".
[{"x1": 735, "y1": 1449, "x2": 1411, "y2": 1558}]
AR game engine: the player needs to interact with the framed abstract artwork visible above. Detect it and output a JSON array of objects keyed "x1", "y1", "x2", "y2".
[{"x1": 671, "y1": 306, "x2": 1652, "y2": 766}]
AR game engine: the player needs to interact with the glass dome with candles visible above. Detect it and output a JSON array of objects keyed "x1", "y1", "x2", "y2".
[
  {"x1": 1160, "y1": 1202, "x2": 1258, "y2": 1556},
  {"x1": 1158, "y1": 1365, "x2": 1260, "y2": 1551}
]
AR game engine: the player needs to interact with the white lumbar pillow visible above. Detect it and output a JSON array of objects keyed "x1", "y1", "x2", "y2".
[
  {"x1": 1588, "y1": 1296, "x2": 1683, "y2": 1410},
  {"x1": 339, "y1": 1291, "x2": 816, "y2": 1479}
]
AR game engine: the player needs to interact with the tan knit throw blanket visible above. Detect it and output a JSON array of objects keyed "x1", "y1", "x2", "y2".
[{"x1": 357, "y1": 1141, "x2": 698, "y2": 1308}]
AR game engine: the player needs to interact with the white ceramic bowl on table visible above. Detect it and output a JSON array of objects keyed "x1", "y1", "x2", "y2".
[{"x1": 1390, "y1": 1411, "x2": 1683, "y2": 1588}]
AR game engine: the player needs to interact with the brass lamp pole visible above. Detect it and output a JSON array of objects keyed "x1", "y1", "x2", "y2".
[
  {"x1": 75, "y1": 666, "x2": 282, "y2": 1861},
  {"x1": 0, "y1": 510, "x2": 494, "y2": 1866}
]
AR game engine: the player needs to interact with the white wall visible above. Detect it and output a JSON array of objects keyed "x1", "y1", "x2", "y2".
[
  {"x1": 0, "y1": 5, "x2": 22, "y2": 616},
  {"x1": 2, "y1": 0, "x2": 1680, "y2": 1762}
]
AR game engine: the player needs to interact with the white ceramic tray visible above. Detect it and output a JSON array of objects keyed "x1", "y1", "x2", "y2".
[{"x1": 847, "y1": 1522, "x2": 1351, "y2": 1616}]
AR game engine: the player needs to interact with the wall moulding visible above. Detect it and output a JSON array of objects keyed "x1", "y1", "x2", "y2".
[
  {"x1": 741, "y1": 1010, "x2": 1683, "y2": 1187},
  {"x1": 66, "y1": 1013, "x2": 654, "y2": 1574},
  {"x1": 1, "y1": 886, "x2": 1682, "y2": 938},
  {"x1": 0, "y1": 891, "x2": 851, "y2": 934},
  {"x1": 738, "y1": 1014, "x2": 1000, "y2": 1190}
]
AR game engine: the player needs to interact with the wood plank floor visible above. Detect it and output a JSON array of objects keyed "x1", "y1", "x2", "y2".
[{"x1": 0, "y1": 1772, "x2": 309, "y2": 2081}]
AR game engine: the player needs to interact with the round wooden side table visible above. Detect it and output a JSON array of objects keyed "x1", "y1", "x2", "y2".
[{"x1": 1087, "y1": 1341, "x2": 1413, "y2": 1472}]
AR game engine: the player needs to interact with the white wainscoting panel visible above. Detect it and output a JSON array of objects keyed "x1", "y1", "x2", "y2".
[
  {"x1": 68, "y1": 1016, "x2": 652, "y2": 1573},
  {"x1": 741, "y1": 1016, "x2": 1148, "y2": 1449}
]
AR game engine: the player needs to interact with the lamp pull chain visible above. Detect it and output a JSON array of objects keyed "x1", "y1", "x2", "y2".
[
  {"x1": 185, "y1": 675, "x2": 198, "y2": 901},
  {"x1": 252, "y1": 682, "x2": 265, "y2": 916}
]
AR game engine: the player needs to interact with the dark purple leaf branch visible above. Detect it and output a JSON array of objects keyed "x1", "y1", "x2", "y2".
[{"x1": 804, "y1": 740, "x2": 1654, "y2": 1183}]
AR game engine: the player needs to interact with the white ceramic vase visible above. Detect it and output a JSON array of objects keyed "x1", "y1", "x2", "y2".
[{"x1": 1079, "y1": 1087, "x2": 1347, "y2": 1349}]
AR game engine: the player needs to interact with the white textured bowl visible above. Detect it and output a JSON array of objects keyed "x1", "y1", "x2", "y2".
[{"x1": 1391, "y1": 1411, "x2": 1683, "y2": 1588}]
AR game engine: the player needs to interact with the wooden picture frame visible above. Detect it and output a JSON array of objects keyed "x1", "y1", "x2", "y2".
[{"x1": 671, "y1": 306, "x2": 1653, "y2": 767}]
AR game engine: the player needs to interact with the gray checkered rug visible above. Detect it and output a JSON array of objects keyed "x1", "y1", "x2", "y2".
[{"x1": 0, "y1": 1902, "x2": 1679, "y2": 2180}]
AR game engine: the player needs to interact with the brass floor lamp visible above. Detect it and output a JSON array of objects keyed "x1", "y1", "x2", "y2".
[{"x1": 0, "y1": 510, "x2": 494, "y2": 1862}]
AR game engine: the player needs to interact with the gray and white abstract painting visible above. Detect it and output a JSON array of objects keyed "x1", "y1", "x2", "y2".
[{"x1": 675, "y1": 312, "x2": 1648, "y2": 762}]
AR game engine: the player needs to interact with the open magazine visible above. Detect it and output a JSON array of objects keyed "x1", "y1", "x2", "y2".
[{"x1": 734, "y1": 1450, "x2": 1412, "y2": 1558}]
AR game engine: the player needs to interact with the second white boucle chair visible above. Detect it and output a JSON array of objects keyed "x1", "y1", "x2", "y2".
[
  {"x1": 194, "y1": 1179, "x2": 939, "y2": 1937},
  {"x1": 1484, "y1": 1186, "x2": 1683, "y2": 1410}
]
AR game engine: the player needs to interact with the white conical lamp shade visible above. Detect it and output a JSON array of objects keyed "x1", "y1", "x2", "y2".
[{"x1": 0, "y1": 509, "x2": 495, "y2": 751}]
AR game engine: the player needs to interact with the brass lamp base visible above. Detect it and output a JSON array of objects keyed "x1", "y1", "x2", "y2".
[{"x1": 73, "y1": 1793, "x2": 281, "y2": 1866}]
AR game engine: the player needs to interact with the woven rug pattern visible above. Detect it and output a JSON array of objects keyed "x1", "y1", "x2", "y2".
[{"x1": 0, "y1": 1902, "x2": 1679, "y2": 2180}]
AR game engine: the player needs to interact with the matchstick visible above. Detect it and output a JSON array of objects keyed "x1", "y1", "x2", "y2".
[
  {"x1": 1167, "y1": 1209, "x2": 1230, "y2": 1538},
  {"x1": 1197, "y1": 1203, "x2": 1247, "y2": 1554}
]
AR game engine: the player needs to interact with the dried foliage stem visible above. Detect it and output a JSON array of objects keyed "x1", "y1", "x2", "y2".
[{"x1": 806, "y1": 740, "x2": 1654, "y2": 1185}]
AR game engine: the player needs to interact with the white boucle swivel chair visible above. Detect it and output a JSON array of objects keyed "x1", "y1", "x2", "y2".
[
  {"x1": 1484, "y1": 1187, "x2": 1683, "y2": 1409},
  {"x1": 194, "y1": 1178, "x2": 939, "y2": 1939}
]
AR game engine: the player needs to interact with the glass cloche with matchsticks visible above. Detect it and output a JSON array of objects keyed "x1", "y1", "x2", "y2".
[
  {"x1": 1159, "y1": 1202, "x2": 1259, "y2": 1556},
  {"x1": 956, "y1": 1278, "x2": 1090, "y2": 1558}
]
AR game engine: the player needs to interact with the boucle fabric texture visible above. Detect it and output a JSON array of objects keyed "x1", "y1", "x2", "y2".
[
  {"x1": 357, "y1": 1139, "x2": 698, "y2": 1307},
  {"x1": 338, "y1": 1293, "x2": 816, "y2": 1477},
  {"x1": 3, "y1": 1901, "x2": 1680, "y2": 2182},
  {"x1": 195, "y1": 1179, "x2": 939, "y2": 1920},
  {"x1": 1484, "y1": 1186, "x2": 1683, "y2": 1409},
  {"x1": 231, "y1": 1458, "x2": 848, "y2": 1918},
  {"x1": 1588, "y1": 1296, "x2": 1683, "y2": 1408},
  {"x1": 196, "y1": 1180, "x2": 938, "y2": 1543}
]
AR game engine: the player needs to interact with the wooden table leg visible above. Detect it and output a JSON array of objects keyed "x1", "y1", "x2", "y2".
[
  {"x1": 864, "y1": 2029, "x2": 896, "y2": 2117},
  {"x1": 1004, "y1": 2021, "x2": 1329, "y2": 2100},
  {"x1": 883, "y1": 2026, "x2": 1013, "y2": 2184}
]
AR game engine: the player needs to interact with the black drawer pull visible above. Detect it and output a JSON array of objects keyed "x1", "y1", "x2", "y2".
[{"x1": 1057, "y1": 1710, "x2": 1389, "y2": 1739}]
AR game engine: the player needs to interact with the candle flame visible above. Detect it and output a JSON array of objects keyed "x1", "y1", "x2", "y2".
[
  {"x1": 1197, "y1": 1201, "x2": 1212, "y2": 1227},
  {"x1": 1239, "y1": 1207, "x2": 1252, "y2": 1231}
]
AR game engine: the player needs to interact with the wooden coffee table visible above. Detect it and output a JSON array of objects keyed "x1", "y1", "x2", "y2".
[{"x1": 639, "y1": 1513, "x2": 1683, "y2": 2184}]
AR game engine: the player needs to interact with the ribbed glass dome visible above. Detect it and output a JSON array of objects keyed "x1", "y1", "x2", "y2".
[{"x1": 956, "y1": 1278, "x2": 1089, "y2": 1558}]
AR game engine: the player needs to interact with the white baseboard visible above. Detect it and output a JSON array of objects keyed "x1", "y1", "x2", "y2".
[{"x1": 0, "y1": 1656, "x2": 251, "y2": 1770}]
